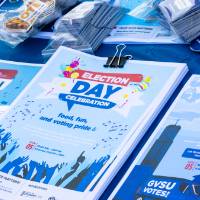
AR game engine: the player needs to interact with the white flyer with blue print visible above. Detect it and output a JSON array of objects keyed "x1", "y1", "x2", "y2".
[
  {"x1": 109, "y1": 75, "x2": 200, "y2": 200},
  {"x1": 0, "y1": 47, "x2": 187, "y2": 199}
]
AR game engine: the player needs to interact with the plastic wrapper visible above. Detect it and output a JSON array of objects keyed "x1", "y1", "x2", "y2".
[
  {"x1": 159, "y1": 0, "x2": 200, "y2": 42},
  {"x1": 79, "y1": 0, "x2": 181, "y2": 44},
  {"x1": 129, "y1": 0, "x2": 181, "y2": 42},
  {"x1": 0, "y1": 0, "x2": 78, "y2": 46},
  {"x1": 42, "y1": 1, "x2": 126, "y2": 57}
]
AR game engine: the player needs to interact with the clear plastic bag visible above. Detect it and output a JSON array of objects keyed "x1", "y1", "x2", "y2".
[
  {"x1": 42, "y1": 1, "x2": 126, "y2": 58},
  {"x1": 0, "y1": 0, "x2": 78, "y2": 46},
  {"x1": 159, "y1": 0, "x2": 200, "y2": 42}
]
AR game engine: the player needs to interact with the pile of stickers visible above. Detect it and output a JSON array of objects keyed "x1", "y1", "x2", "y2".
[
  {"x1": 42, "y1": 1, "x2": 125, "y2": 57},
  {"x1": 0, "y1": 0, "x2": 78, "y2": 46},
  {"x1": 160, "y1": 0, "x2": 200, "y2": 42}
]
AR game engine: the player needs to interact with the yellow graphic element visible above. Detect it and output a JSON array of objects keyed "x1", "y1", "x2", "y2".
[
  {"x1": 65, "y1": 66, "x2": 73, "y2": 72},
  {"x1": 141, "y1": 82, "x2": 148, "y2": 89},
  {"x1": 132, "y1": 89, "x2": 138, "y2": 93},
  {"x1": 71, "y1": 72, "x2": 79, "y2": 79},
  {"x1": 123, "y1": 94, "x2": 129, "y2": 99},
  {"x1": 144, "y1": 76, "x2": 151, "y2": 83},
  {"x1": 60, "y1": 82, "x2": 67, "y2": 87}
]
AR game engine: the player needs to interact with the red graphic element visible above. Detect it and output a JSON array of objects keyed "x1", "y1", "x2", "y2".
[
  {"x1": 26, "y1": 142, "x2": 37, "y2": 150},
  {"x1": 76, "y1": 69, "x2": 143, "y2": 86},
  {"x1": 185, "y1": 161, "x2": 197, "y2": 170},
  {"x1": 0, "y1": 69, "x2": 18, "y2": 79}
]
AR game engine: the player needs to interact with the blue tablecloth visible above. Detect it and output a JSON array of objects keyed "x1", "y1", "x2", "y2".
[{"x1": 0, "y1": 38, "x2": 200, "y2": 199}]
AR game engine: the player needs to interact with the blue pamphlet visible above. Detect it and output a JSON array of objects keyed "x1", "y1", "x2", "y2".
[
  {"x1": 0, "y1": 60, "x2": 41, "y2": 118},
  {"x1": 0, "y1": 47, "x2": 187, "y2": 199},
  {"x1": 109, "y1": 75, "x2": 200, "y2": 200}
]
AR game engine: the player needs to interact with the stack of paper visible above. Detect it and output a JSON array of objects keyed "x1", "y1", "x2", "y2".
[
  {"x1": 109, "y1": 75, "x2": 200, "y2": 200},
  {"x1": 159, "y1": 0, "x2": 200, "y2": 42},
  {"x1": 42, "y1": 1, "x2": 125, "y2": 57},
  {"x1": 0, "y1": 47, "x2": 188, "y2": 200}
]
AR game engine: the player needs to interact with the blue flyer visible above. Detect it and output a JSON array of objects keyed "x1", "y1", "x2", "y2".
[
  {"x1": 0, "y1": 60, "x2": 41, "y2": 118},
  {"x1": 0, "y1": 47, "x2": 187, "y2": 199},
  {"x1": 109, "y1": 75, "x2": 200, "y2": 200}
]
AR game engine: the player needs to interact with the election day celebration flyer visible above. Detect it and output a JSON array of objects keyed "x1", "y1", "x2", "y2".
[
  {"x1": 109, "y1": 75, "x2": 200, "y2": 200},
  {"x1": 0, "y1": 60, "x2": 41, "y2": 119},
  {"x1": 0, "y1": 47, "x2": 187, "y2": 199}
]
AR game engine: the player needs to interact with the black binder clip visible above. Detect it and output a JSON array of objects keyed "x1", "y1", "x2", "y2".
[{"x1": 104, "y1": 44, "x2": 132, "y2": 68}]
